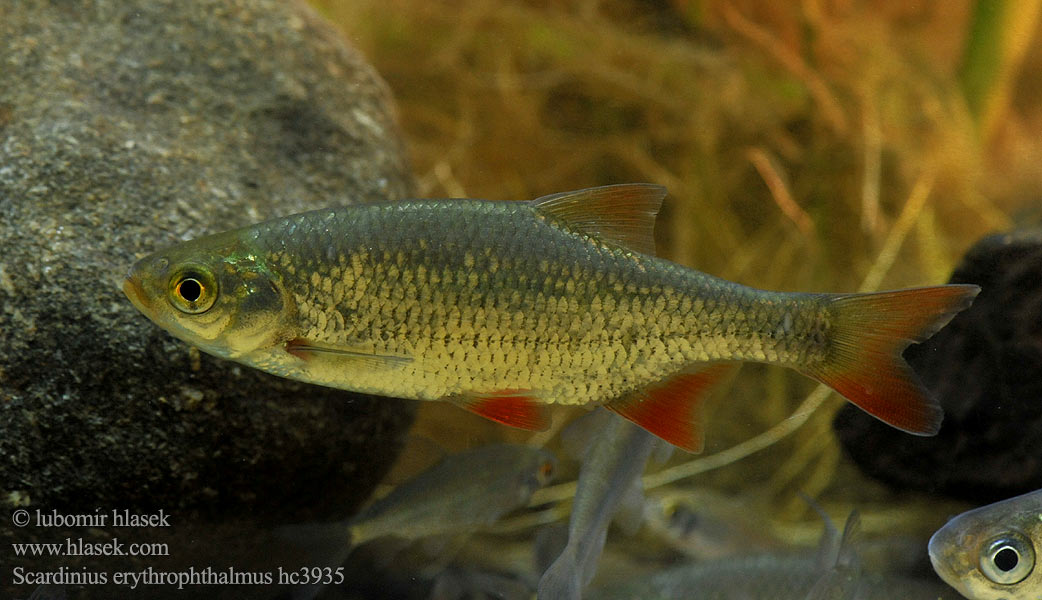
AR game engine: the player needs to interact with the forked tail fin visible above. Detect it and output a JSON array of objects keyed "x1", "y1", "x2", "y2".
[{"x1": 803, "y1": 284, "x2": 979, "y2": 435}]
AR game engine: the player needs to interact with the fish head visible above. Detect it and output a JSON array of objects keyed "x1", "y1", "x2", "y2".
[
  {"x1": 929, "y1": 492, "x2": 1042, "y2": 600},
  {"x1": 123, "y1": 232, "x2": 293, "y2": 360},
  {"x1": 531, "y1": 448, "x2": 558, "y2": 488},
  {"x1": 513, "y1": 447, "x2": 557, "y2": 504}
]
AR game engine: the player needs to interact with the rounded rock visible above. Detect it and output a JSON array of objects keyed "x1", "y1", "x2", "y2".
[{"x1": 0, "y1": 0, "x2": 416, "y2": 596}]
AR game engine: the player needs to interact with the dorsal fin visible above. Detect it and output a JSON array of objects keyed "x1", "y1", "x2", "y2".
[{"x1": 531, "y1": 184, "x2": 667, "y2": 255}]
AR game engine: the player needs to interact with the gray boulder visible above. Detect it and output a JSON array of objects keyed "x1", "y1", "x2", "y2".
[{"x1": 0, "y1": 0, "x2": 415, "y2": 597}]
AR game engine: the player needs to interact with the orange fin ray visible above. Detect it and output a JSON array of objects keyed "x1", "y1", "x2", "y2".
[
  {"x1": 804, "y1": 284, "x2": 980, "y2": 435},
  {"x1": 451, "y1": 390, "x2": 551, "y2": 431},
  {"x1": 531, "y1": 184, "x2": 666, "y2": 255},
  {"x1": 606, "y1": 363, "x2": 737, "y2": 453}
]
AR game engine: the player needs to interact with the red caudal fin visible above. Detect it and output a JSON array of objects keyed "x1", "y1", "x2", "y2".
[
  {"x1": 803, "y1": 284, "x2": 979, "y2": 436},
  {"x1": 452, "y1": 390, "x2": 552, "y2": 431},
  {"x1": 607, "y1": 363, "x2": 737, "y2": 453}
]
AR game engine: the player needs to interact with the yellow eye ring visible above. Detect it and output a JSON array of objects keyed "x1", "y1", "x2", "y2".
[{"x1": 169, "y1": 268, "x2": 218, "y2": 314}]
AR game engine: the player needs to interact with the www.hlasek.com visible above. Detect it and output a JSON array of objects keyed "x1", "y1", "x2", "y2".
[
  {"x1": 11, "y1": 566, "x2": 346, "y2": 589},
  {"x1": 12, "y1": 537, "x2": 169, "y2": 557}
]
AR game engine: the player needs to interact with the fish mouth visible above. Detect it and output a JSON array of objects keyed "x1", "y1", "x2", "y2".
[
  {"x1": 927, "y1": 528, "x2": 969, "y2": 593},
  {"x1": 122, "y1": 271, "x2": 151, "y2": 313}
]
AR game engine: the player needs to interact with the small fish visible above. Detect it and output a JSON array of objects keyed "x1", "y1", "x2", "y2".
[
  {"x1": 280, "y1": 444, "x2": 556, "y2": 550},
  {"x1": 929, "y1": 488, "x2": 1042, "y2": 599},
  {"x1": 124, "y1": 184, "x2": 979, "y2": 451},
  {"x1": 278, "y1": 444, "x2": 555, "y2": 600},
  {"x1": 589, "y1": 511, "x2": 961, "y2": 600},
  {"x1": 643, "y1": 490, "x2": 785, "y2": 560},
  {"x1": 538, "y1": 412, "x2": 659, "y2": 600}
]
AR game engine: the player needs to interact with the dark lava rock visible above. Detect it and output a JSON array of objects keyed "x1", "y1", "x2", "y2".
[
  {"x1": 834, "y1": 229, "x2": 1042, "y2": 504},
  {"x1": 0, "y1": 0, "x2": 415, "y2": 597}
]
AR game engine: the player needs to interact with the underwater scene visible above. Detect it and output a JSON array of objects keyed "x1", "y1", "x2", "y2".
[{"x1": 4, "y1": 0, "x2": 1042, "y2": 599}]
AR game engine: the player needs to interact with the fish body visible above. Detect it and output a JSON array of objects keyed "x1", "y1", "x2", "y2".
[
  {"x1": 279, "y1": 444, "x2": 556, "y2": 550},
  {"x1": 538, "y1": 412, "x2": 658, "y2": 600},
  {"x1": 124, "y1": 184, "x2": 979, "y2": 450},
  {"x1": 349, "y1": 443, "x2": 556, "y2": 545},
  {"x1": 929, "y1": 488, "x2": 1042, "y2": 599},
  {"x1": 277, "y1": 444, "x2": 555, "y2": 600},
  {"x1": 591, "y1": 512, "x2": 960, "y2": 600},
  {"x1": 587, "y1": 557, "x2": 962, "y2": 600}
]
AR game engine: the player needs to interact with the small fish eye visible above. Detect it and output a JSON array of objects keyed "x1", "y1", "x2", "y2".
[
  {"x1": 168, "y1": 268, "x2": 217, "y2": 314},
  {"x1": 980, "y1": 532, "x2": 1035, "y2": 585}
]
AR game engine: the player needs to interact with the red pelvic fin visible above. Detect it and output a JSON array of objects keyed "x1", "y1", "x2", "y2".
[
  {"x1": 606, "y1": 363, "x2": 737, "y2": 453},
  {"x1": 805, "y1": 284, "x2": 979, "y2": 435},
  {"x1": 452, "y1": 390, "x2": 551, "y2": 431}
]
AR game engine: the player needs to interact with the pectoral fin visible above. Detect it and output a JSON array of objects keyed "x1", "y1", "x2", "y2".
[
  {"x1": 285, "y1": 338, "x2": 413, "y2": 369},
  {"x1": 450, "y1": 390, "x2": 551, "y2": 431},
  {"x1": 606, "y1": 363, "x2": 737, "y2": 453}
]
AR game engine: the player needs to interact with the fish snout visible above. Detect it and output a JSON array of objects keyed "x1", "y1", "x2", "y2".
[
  {"x1": 122, "y1": 269, "x2": 151, "y2": 313},
  {"x1": 928, "y1": 524, "x2": 973, "y2": 594}
]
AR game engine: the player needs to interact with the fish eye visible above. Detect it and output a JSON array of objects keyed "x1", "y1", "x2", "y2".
[
  {"x1": 177, "y1": 278, "x2": 203, "y2": 302},
  {"x1": 979, "y1": 532, "x2": 1035, "y2": 585},
  {"x1": 168, "y1": 267, "x2": 218, "y2": 314}
]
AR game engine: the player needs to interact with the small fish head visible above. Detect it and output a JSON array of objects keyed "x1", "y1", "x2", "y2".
[
  {"x1": 124, "y1": 233, "x2": 292, "y2": 360},
  {"x1": 929, "y1": 498, "x2": 1042, "y2": 600},
  {"x1": 518, "y1": 448, "x2": 558, "y2": 501}
]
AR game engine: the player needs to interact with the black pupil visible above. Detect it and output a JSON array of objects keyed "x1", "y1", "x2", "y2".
[
  {"x1": 179, "y1": 278, "x2": 203, "y2": 302},
  {"x1": 994, "y1": 546, "x2": 1020, "y2": 572}
]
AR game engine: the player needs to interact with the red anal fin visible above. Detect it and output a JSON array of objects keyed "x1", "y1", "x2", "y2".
[
  {"x1": 805, "y1": 284, "x2": 979, "y2": 435},
  {"x1": 606, "y1": 363, "x2": 737, "y2": 453},
  {"x1": 452, "y1": 390, "x2": 551, "y2": 431}
]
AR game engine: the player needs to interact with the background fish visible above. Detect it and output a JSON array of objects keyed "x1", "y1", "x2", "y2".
[
  {"x1": 124, "y1": 184, "x2": 979, "y2": 451},
  {"x1": 590, "y1": 511, "x2": 961, "y2": 600},
  {"x1": 641, "y1": 489, "x2": 786, "y2": 560},
  {"x1": 538, "y1": 411, "x2": 659, "y2": 600},
  {"x1": 278, "y1": 443, "x2": 555, "y2": 550},
  {"x1": 929, "y1": 488, "x2": 1042, "y2": 599},
  {"x1": 278, "y1": 443, "x2": 554, "y2": 600}
]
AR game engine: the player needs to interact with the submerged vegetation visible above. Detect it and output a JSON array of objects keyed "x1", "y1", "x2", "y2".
[{"x1": 310, "y1": 0, "x2": 1042, "y2": 591}]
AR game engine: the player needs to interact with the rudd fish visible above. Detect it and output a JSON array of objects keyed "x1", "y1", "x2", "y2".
[
  {"x1": 301, "y1": 444, "x2": 556, "y2": 548},
  {"x1": 538, "y1": 412, "x2": 659, "y2": 600},
  {"x1": 587, "y1": 511, "x2": 962, "y2": 600},
  {"x1": 276, "y1": 443, "x2": 555, "y2": 600},
  {"x1": 276, "y1": 444, "x2": 556, "y2": 551},
  {"x1": 123, "y1": 184, "x2": 979, "y2": 451},
  {"x1": 929, "y1": 488, "x2": 1042, "y2": 599}
]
